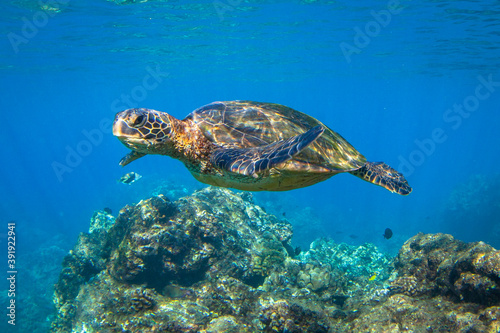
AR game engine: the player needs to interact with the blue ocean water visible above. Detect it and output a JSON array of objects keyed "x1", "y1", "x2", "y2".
[{"x1": 0, "y1": 0, "x2": 500, "y2": 329}]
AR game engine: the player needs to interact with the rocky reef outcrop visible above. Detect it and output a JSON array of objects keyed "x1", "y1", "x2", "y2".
[
  {"x1": 392, "y1": 233, "x2": 500, "y2": 304},
  {"x1": 51, "y1": 187, "x2": 500, "y2": 332},
  {"x1": 351, "y1": 233, "x2": 500, "y2": 332}
]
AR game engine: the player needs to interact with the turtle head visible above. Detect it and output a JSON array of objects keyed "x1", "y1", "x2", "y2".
[{"x1": 113, "y1": 108, "x2": 177, "y2": 164}]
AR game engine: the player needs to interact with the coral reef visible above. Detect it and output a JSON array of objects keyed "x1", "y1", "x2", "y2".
[
  {"x1": 281, "y1": 206, "x2": 326, "y2": 249},
  {"x1": 253, "y1": 190, "x2": 327, "y2": 249},
  {"x1": 150, "y1": 178, "x2": 195, "y2": 201},
  {"x1": 445, "y1": 174, "x2": 492, "y2": 212},
  {"x1": 0, "y1": 228, "x2": 70, "y2": 333},
  {"x1": 89, "y1": 210, "x2": 115, "y2": 233},
  {"x1": 442, "y1": 173, "x2": 500, "y2": 248},
  {"x1": 52, "y1": 187, "x2": 500, "y2": 332},
  {"x1": 303, "y1": 238, "x2": 394, "y2": 281},
  {"x1": 52, "y1": 187, "x2": 295, "y2": 331},
  {"x1": 392, "y1": 233, "x2": 500, "y2": 305}
]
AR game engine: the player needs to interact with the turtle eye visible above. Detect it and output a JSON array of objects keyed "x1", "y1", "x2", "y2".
[{"x1": 132, "y1": 115, "x2": 146, "y2": 128}]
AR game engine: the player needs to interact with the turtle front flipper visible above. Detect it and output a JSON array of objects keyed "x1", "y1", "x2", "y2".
[
  {"x1": 350, "y1": 162, "x2": 412, "y2": 195},
  {"x1": 211, "y1": 125, "x2": 324, "y2": 177},
  {"x1": 119, "y1": 151, "x2": 146, "y2": 166}
]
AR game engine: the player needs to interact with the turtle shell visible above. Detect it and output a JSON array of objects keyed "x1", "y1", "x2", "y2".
[{"x1": 184, "y1": 101, "x2": 366, "y2": 174}]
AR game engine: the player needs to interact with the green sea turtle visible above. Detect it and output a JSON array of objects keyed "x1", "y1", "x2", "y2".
[{"x1": 113, "y1": 101, "x2": 412, "y2": 195}]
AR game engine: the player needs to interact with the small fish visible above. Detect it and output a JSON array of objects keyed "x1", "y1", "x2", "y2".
[
  {"x1": 369, "y1": 273, "x2": 377, "y2": 281},
  {"x1": 283, "y1": 242, "x2": 298, "y2": 258},
  {"x1": 383, "y1": 228, "x2": 393, "y2": 239},
  {"x1": 294, "y1": 246, "x2": 301, "y2": 256},
  {"x1": 282, "y1": 212, "x2": 286, "y2": 217},
  {"x1": 349, "y1": 234, "x2": 359, "y2": 239},
  {"x1": 163, "y1": 284, "x2": 192, "y2": 299},
  {"x1": 103, "y1": 207, "x2": 112, "y2": 215},
  {"x1": 118, "y1": 172, "x2": 142, "y2": 185}
]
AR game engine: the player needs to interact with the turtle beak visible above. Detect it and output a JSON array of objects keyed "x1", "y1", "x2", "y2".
[
  {"x1": 113, "y1": 115, "x2": 137, "y2": 138},
  {"x1": 112, "y1": 118, "x2": 126, "y2": 137},
  {"x1": 113, "y1": 114, "x2": 146, "y2": 152}
]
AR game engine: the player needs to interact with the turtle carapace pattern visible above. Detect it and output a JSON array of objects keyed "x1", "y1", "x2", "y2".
[{"x1": 112, "y1": 101, "x2": 412, "y2": 195}]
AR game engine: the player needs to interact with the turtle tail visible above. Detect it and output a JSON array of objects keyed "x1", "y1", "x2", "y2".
[{"x1": 350, "y1": 162, "x2": 412, "y2": 195}]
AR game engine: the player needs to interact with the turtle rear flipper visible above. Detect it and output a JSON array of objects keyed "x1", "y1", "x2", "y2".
[
  {"x1": 350, "y1": 162, "x2": 412, "y2": 195},
  {"x1": 211, "y1": 125, "x2": 324, "y2": 177}
]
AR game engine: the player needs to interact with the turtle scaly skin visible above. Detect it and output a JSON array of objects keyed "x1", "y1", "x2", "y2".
[{"x1": 113, "y1": 101, "x2": 412, "y2": 195}]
